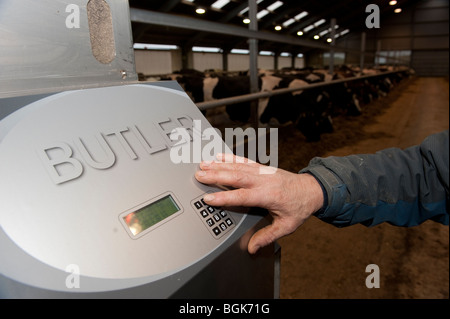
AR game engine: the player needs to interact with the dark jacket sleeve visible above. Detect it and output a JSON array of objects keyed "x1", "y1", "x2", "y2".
[{"x1": 299, "y1": 130, "x2": 449, "y2": 227}]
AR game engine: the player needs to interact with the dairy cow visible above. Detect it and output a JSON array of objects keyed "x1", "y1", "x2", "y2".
[{"x1": 154, "y1": 67, "x2": 406, "y2": 142}]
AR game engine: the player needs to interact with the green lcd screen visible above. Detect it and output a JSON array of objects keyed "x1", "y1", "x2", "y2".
[{"x1": 123, "y1": 195, "x2": 180, "y2": 236}]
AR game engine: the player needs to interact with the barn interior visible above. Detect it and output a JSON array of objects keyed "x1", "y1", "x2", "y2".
[
  {"x1": 128, "y1": 0, "x2": 449, "y2": 299},
  {"x1": 0, "y1": 0, "x2": 448, "y2": 301}
]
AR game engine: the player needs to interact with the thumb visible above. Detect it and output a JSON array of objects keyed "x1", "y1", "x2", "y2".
[{"x1": 247, "y1": 223, "x2": 285, "y2": 254}]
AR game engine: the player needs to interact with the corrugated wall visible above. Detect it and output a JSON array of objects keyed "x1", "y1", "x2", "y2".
[
  {"x1": 410, "y1": 0, "x2": 449, "y2": 76},
  {"x1": 366, "y1": 0, "x2": 449, "y2": 76}
]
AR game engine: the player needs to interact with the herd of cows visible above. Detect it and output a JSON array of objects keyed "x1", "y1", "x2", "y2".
[{"x1": 141, "y1": 66, "x2": 413, "y2": 141}]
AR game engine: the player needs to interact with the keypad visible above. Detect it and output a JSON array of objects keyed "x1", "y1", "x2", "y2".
[{"x1": 192, "y1": 194, "x2": 235, "y2": 239}]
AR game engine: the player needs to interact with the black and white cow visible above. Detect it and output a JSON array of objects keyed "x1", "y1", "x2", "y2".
[{"x1": 151, "y1": 67, "x2": 405, "y2": 142}]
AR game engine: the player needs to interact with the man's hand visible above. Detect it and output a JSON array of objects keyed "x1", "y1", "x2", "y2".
[{"x1": 195, "y1": 153, "x2": 324, "y2": 254}]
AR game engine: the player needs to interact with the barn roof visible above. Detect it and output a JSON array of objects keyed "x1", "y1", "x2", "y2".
[{"x1": 129, "y1": 0, "x2": 420, "y2": 54}]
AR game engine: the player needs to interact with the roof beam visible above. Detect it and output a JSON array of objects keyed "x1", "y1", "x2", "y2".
[
  {"x1": 184, "y1": 1, "x2": 250, "y2": 47},
  {"x1": 159, "y1": 0, "x2": 182, "y2": 13},
  {"x1": 129, "y1": 8, "x2": 360, "y2": 52}
]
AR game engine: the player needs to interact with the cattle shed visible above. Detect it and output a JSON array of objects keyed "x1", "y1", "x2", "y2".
[
  {"x1": 130, "y1": 0, "x2": 449, "y2": 77},
  {"x1": 0, "y1": 0, "x2": 448, "y2": 304},
  {"x1": 128, "y1": 0, "x2": 449, "y2": 301}
]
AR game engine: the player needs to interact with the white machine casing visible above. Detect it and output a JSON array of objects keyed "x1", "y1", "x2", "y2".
[
  {"x1": 0, "y1": 0, "x2": 279, "y2": 298},
  {"x1": 0, "y1": 82, "x2": 278, "y2": 298}
]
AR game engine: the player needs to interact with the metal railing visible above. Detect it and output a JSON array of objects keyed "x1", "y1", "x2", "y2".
[{"x1": 197, "y1": 69, "x2": 410, "y2": 111}]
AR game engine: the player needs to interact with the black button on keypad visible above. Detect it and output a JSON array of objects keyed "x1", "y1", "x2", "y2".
[
  {"x1": 212, "y1": 227, "x2": 221, "y2": 236},
  {"x1": 192, "y1": 194, "x2": 235, "y2": 239},
  {"x1": 194, "y1": 201, "x2": 203, "y2": 209},
  {"x1": 206, "y1": 218, "x2": 214, "y2": 227}
]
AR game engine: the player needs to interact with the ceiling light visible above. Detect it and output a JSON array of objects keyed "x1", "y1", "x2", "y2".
[
  {"x1": 394, "y1": 8, "x2": 402, "y2": 13},
  {"x1": 239, "y1": 7, "x2": 249, "y2": 15},
  {"x1": 327, "y1": 38, "x2": 333, "y2": 43},
  {"x1": 257, "y1": 9, "x2": 269, "y2": 19},
  {"x1": 267, "y1": 1, "x2": 284, "y2": 12},
  {"x1": 282, "y1": 18, "x2": 296, "y2": 27},
  {"x1": 304, "y1": 24, "x2": 314, "y2": 32},
  {"x1": 297, "y1": 31, "x2": 303, "y2": 36},
  {"x1": 243, "y1": 18, "x2": 251, "y2": 24},
  {"x1": 314, "y1": 19, "x2": 326, "y2": 27},
  {"x1": 196, "y1": 8, "x2": 206, "y2": 14},
  {"x1": 294, "y1": 11, "x2": 308, "y2": 21},
  {"x1": 211, "y1": 0, "x2": 230, "y2": 10},
  {"x1": 274, "y1": 25, "x2": 282, "y2": 31},
  {"x1": 238, "y1": 0, "x2": 264, "y2": 16},
  {"x1": 389, "y1": 1, "x2": 398, "y2": 5},
  {"x1": 314, "y1": 35, "x2": 320, "y2": 40}
]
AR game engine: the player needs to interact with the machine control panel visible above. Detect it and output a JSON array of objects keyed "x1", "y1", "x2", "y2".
[
  {"x1": 0, "y1": 83, "x2": 246, "y2": 285},
  {"x1": 120, "y1": 192, "x2": 184, "y2": 239},
  {"x1": 191, "y1": 194, "x2": 235, "y2": 239}
]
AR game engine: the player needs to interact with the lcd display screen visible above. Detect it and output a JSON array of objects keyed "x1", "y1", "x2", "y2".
[{"x1": 123, "y1": 195, "x2": 180, "y2": 236}]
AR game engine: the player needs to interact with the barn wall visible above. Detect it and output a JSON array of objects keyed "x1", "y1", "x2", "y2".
[
  {"x1": 193, "y1": 52, "x2": 223, "y2": 71},
  {"x1": 306, "y1": 0, "x2": 449, "y2": 74},
  {"x1": 134, "y1": 50, "x2": 174, "y2": 75},
  {"x1": 258, "y1": 55, "x2": 275, "y2": 70},
  {"x1": 340, "y1": 33, "x2": 364, "y2": 66},
  {"x1": 366, "y1": 0, "x2": 449, "y2": 76},
  {"x1": 135, "y1": 49, "x2": 305, "y2": 75}
]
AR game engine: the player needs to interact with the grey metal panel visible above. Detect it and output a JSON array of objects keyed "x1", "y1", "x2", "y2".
[
  {"x1": 416, "y1": 0, "x2": 450, "y2": 9},
  {"x1": 414, "y1": 22, "x2": 450, "y2": 36},
  {"x1": 415, "y1": 7, "x2": 449, "y2": 22},
  {"x1": 0, "y1": 0, "x2": 138, "y2": 99},
  {"x1": 378, "y1": 25, "x2": 413, "y2": 38},
  {"x1": 411, "y1": 50, "x2": 449, "y2": 76},
  {"x1": 0, "y1": 93, "x2": 53, "y2": 122},
  {"x1": 379, "y1": 38, "x2": 413, "y2": 51},
  {"x1": 413, "y1": 36, "x2": 449, "y2": 50}
]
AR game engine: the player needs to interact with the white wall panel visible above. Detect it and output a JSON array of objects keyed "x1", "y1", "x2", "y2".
[
  {"x1": 278, "y1": 57, "x2": 292, "y2": 69},
  {"x1": 228, "y1": 54, "x2": 250, "y2": 71},
  {"x1": 134, "y1": 50, "x2": 173, "y2": 75},
  {"x1": 193, "y1": 52, "x2": 223, "y2": 71},
  {"x1": 258, "y1": 55, "x2": 274, "y2": 70}
]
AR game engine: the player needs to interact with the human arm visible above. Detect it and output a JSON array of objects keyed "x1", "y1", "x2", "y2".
[
  {"x1": 195, "y1": 130, "x2": 449, "y2": 253},
  {"x1": 195, "y1": 153, "x2": 324, "y2": 254},
  {"x1": 301, "y1": 130, "x2": 449, "y2": 228}
]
